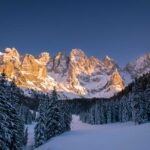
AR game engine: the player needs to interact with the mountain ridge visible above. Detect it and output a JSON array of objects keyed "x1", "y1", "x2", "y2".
[{"x1": 0, "y1": 47, "x2": 149, "y2": 99}]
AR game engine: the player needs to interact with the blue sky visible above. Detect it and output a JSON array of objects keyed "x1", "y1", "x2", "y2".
[{"x1": 0, "y1": 0, "x2": 150, "y2": 67}]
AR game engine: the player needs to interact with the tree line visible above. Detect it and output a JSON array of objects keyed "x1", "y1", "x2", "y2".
[{"x1": 68, "y1": 73, "x2": 150, "y2": 125}]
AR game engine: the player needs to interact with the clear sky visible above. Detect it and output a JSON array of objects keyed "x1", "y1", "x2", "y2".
[{"x1": 0, "y1": 0, "x2": 150, "y2": 67}]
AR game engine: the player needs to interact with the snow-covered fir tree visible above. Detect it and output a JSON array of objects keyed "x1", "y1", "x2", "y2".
[
  {"x1": 34, "y1": 112, "x2": 46, "y2": 147},
  {"x1": 144, "y1": 83, "x2": 150, "y2": 120},
  {"x1": 0, "y1": 95, "x2": 24, "y2": 149},
  {"x1": 34, "y1": 93, "x2": 47, "y2": 147},
  {"x1": 34, "y1": 89, "x2": 72, "y2": 147},
  {"x1": 131, "y1": 81, "x2": 145, "y2": 124},
  {"x1": 60, "y1": 100, "x2": 72, "y2": 132},
  {"x1": 0, "y1": 73, "x2": 25, "y2": 149},
  {"x1": 45, "y1": 89, "x2": 63, "y2": 140}
]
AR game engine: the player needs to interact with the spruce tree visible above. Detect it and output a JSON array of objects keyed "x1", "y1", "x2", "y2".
[
  {"x1": 0, "y1": 95, "x2": 24, "y2": 149},
  {"x1": 34, "y1": 113, "x2": 46, "y2": 147},
  {"x1": 145, "y1": 83, "x2": 150, "y2": 120},
  {"x1": 34, "y1": 94, "x2": 47, "y2": 147},
  {"x1": 46, "y1": 89, "x2": 63, "y2": 140},
  {"x1": 34, "y1": 89, "x2": 72, "y2": 147},
  {"x1": 131, "y1": 83, "x2": 145, "y2": 124},
  {"x1": 107, "y1": 102, "x2": 112, "y2": 123},
  {"x1": 60, "y1": 100, "x2": 72, "y2": 132},
  {"x1": 0, "y1": 73, "x2": 25, "y2": 149}
]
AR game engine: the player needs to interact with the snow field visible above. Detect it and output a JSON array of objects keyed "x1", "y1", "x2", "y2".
[{"x1": 35, "y1": 115, "x2": 150, "y2": 150}]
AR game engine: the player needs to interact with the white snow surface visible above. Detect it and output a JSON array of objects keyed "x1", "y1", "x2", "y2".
[
  {"x1": 34, "y1": 115, "x2": 150, "y2": 150},
  {"x1": 23, "y1": 123, "x2": 36, "y2": 150}
]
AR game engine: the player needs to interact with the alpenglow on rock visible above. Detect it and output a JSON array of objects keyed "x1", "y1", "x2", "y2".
[{"x1": 0, "y1": 48, "x2": 149, "y2": 99}]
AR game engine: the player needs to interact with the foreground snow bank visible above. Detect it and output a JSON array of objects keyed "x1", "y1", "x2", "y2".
[{"x1": 35, "y1": 116, "x2": 150, "y2": 150}]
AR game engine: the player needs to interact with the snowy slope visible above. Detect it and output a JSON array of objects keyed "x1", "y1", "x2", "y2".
[{"x1": 35, "y1": 115, "x2": 150, "y2": 150}]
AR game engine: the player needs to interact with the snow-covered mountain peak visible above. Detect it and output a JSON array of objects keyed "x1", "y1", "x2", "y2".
[
  {"x1": 103, "y1": 55, "x2": 112, "y2": 61},
  {"x1": 122, "y1": 53, "x2": 150, "y2": 84},
  {"x1": 70, "y1": 48, "x2": 86, "y2": 62},
  {"x1": 126, "y1": 53, "x2": 150, "y2": 68},
  {"x1": 89, "y1": 56, "x2": 102, "y2": 65},
  {"x1": 4, "y1": 47, "x2": 18, "y2": 53},
  {"x1": 102, "y1": 55, "x2": 120, "y2": 73},
  {"x1": 55, "y1": 52, "x2": 67, "y2": 60},
  {"x1": 0, "y1": 47, "x2": 149, "y2": 99},
  {"x1": 38, "y1": 52, "x2": 50, "y2": 65},
  {"x1": 103, "y1": 55, "x2": 114, "y2": 64},
  {"x1": 3, "y1": 47, "x2": 20, "y2": 62}
]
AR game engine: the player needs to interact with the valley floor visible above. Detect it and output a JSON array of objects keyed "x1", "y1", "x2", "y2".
[{"x1": 26, "y1": 115, "x2": 150, "y2": 150}]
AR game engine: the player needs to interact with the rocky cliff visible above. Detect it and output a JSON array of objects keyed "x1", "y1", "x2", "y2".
[{"x1": 0, "y1": 48, "x2": 149, "y2": 99}]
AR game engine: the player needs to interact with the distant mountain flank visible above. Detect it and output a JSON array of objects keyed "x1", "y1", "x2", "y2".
[{"x1": 0, "y1": 48, "x2": 149, "y2": 99}]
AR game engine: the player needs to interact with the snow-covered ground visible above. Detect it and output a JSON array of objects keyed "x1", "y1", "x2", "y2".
[
  {"x1": 23, "y1": 123, "x2": 36, "y2": 150},
  {"x1": 34, "y1": 115, "x2": 150, "y2": 150}
]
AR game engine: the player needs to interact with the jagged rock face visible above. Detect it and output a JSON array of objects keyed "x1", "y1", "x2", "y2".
[
  {"x1": 103, "y1": 56, "x2": 115, "y2": 70},
  {"x1": 0, "y1": 48, "x2": 20, "y2": 78},
  {"x1": 103, "y1": 56, "x2": 121, "y2": 73},
  {"x1": 47, "y1": 52, "x2": 69, "y2": 74},
  {"x1": 3, "y1": 48, "x2": 20, "y2": 63},
  {"x1": 0, "y1": 48, "x2": 51, "y2": 91},
  {"x1": 38, "y1": 52, "x2": 50, "y2": 65},
  {"x1": 110, "y1": 69, "x2": 124, "y2": 88},
  {"x1": 47, "y1": 48, "x2": 124, "y2": 98},
  {"x1": 21, "y1": 54, "x2": 47, "y2": 78},
  {"x1": 123, "y1": 53, "x2": 150, "y2": 84},
  {"x1": 2, "y1": 47, "x2": 146, "y2": 99},
  {"x1": 0, "y1": 48, "x2": 125, "y2": 98}
]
